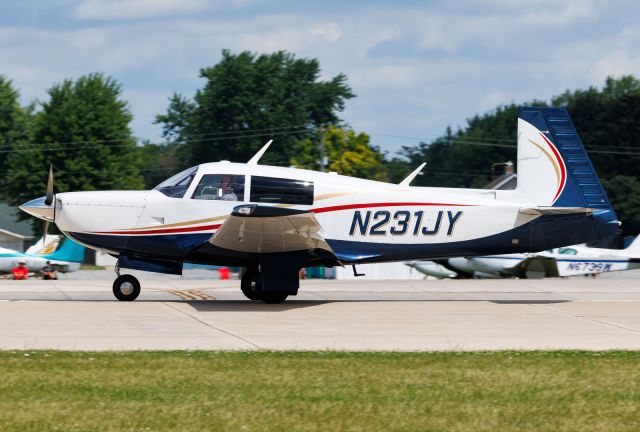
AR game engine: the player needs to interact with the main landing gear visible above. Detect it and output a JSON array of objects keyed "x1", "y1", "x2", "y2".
[
  {"x1": 241, "y1": 267, "x2": 289, "y2": 304},
  {"x1": 112, "y1": 262, "x2": 140, "y2": 301}
]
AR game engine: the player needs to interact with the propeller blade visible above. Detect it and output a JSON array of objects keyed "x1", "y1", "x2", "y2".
[
  {"x1": 45, "y1": 165, "x2": 54, "y2": 206},
  {"x1": 43, "y1": 220, "x2": 49, "y2": 248}
]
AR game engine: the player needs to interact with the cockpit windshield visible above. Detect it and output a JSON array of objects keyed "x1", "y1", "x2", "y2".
[{"x1": 153, "y1": 166, "x2": 198, "y2": 198}]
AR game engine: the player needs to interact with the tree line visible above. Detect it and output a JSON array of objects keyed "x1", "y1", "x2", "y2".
[{"x1": 0, "y1": 50, "x2": 638, "y2": 235}]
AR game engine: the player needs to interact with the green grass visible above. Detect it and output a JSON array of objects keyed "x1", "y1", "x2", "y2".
[{"x1": 0, "y1": 351, "x2": 639, "y2": 431}]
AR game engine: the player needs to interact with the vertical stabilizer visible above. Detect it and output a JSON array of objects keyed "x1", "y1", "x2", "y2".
[
  {"x1": 515, "y1": 107, "x2": 618, "y2": 239},
  {"x1": 624, "y1": 235, "x2": 640, "y2": 257},
  {"x1": 43, "y1": 238, "x2": 85, "y2": 263},
  {"x1": 516, "y1": 107, "x2": 611, "y2": 209}
]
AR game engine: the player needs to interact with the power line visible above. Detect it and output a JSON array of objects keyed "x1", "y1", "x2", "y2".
[{"x1": 1, "y1": 124, "x2": 638, "y2": 157}]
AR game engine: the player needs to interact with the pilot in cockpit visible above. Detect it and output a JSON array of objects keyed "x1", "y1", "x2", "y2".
[{"x1": 219, "y1": 175, "x2": 238, "y2": 201}]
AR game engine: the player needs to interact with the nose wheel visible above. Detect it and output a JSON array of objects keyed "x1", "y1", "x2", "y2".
[{"x1": 113, "y1": 274, "x2": 141, "y2": 301}]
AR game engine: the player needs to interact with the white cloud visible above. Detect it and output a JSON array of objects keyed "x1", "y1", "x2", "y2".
[
  {"x1": 73, "y1": 0, "x2": 211, "y2": 21},
  {"x1": 592, "y1": 50, "x2": 640, "y2": 82},
  {"x1": 350, "y1": 65, "x2": 419, "y2": 89},
  {"x1": 309, "y1": 22, "x2": 341, "y2": 43},
  {"x1": 520, "y1": 0, "x2": 596, "y2": 26}
]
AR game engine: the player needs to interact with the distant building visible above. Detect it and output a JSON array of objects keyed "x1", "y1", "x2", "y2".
[{"x1": 484, "y1": 161, "x2": 516, "y2": 190}]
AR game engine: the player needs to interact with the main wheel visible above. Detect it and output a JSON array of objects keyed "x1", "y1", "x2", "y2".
[
  {"x1": 113, "y1": 274, "x2": 141, "y2": 301},
  {"x1": 241, "y1": 268, "x2": 262, "y2": 301}
]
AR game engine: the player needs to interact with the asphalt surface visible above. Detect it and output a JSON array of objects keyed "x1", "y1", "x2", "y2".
[{"x1": 0, "y1": 270, "x2": 639, "y2": 351}]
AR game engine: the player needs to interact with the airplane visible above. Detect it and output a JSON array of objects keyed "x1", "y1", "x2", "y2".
[
  {"x1": 19, "y1": 107, "x2": 619, "y2": 302},
  {"x1": 0, "y1": 236, "x2": 85, "y2": 275},
  {"x1": 406, "y1": 235, "x2": 640, "y2": 279}
]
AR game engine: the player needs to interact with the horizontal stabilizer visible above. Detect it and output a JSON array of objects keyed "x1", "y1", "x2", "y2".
[{"x1": 519, "y1": 206, "x2": 595, "y2": 216}]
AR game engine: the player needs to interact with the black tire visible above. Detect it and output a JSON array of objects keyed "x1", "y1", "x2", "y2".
[
  {"x1": 241, "y1": 268, "x2": 262, "y2": 301},
  {"x1": 261, "y1": 293, "x2": 289, "y2": 304},
  {"x1": 113, "y1": 274, "x2": 141, "y2": 301}
]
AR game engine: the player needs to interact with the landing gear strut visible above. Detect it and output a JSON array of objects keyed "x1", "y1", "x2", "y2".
[
  {"x1": 113, "y1": 261, "x2": 140, "y2": 301},
  {"x1": 241, "y1": 267, "x2": 289, "y2": 304}
]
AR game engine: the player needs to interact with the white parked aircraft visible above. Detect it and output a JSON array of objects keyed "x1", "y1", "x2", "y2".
[
  {"x1": 407, "y1": 236, "x2": 640, "y2": 279},
  {"x1": 20, "y1": 107, "x2": 619, "y2": 302},
  {"x1": 0, "y1": 236, "x2": 85, "y2": 274}
]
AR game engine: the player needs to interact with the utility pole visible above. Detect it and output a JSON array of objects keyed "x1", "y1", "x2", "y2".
[{"x1": 317, "y1": 125, "x2": 328, "y2": 171}]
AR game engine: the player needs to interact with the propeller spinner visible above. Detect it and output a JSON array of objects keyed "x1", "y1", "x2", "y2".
[{"x1": 19, "y1": 165, "x2": 56, "y2": 223}]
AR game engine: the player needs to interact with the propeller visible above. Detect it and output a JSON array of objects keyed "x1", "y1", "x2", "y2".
[
  {"x1": 43, "y1": 165, "x2": 54, "y2": 246},
  {"x1": 45, "y1": 165, "x2": 54, "y2": 205}
]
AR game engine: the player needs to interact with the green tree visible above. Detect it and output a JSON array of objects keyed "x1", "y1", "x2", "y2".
[
  {"x1": 291, "y1": 126, "x2": 388, "y2": 181},
  {"x1": 136, "y1": 141, "x2": 180, "y2": 189},
  {"x1": 5, "y1": 73, "x2": 144, "y2": 231},
  {"x1": 602, "y1": 175, "x2": 640, "y2": 236},
  {"x1": 0, "y1": 76, "x2": 31, "y2": 191},
  {"x1": 156, "y1": 50, "x2": 354, "y2": 168}
]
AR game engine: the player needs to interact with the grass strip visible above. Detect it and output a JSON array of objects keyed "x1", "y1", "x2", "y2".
[{"x1": 0, "y1": 350, "x2": 638, "y2": 431}]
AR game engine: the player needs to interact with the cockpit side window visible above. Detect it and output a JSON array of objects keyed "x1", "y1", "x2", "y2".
[
  {"x1": 192, "y1": 174, "x2": 245, "y2": 201},
  {"x1": 250, "y1": 176, "x2": 314, "y2": 205},
  {"x1": 153, "y1": 166, "x2": 198, "y2": 198}
]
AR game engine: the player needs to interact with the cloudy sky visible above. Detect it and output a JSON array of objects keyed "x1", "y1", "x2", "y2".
[{"x1": 1, "y1": 0, "x2": 639, "y2": 155}]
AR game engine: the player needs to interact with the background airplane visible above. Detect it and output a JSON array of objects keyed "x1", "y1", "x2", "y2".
[
  {"x1": 20, "y1": 107, "x2": 620, "y2": 302},
  {"x1": 0, "y1": 237, "x2": 85, "y2": 274},
  {"x1": 407, "y1": 236, "x2": 640, "y2": 279}
]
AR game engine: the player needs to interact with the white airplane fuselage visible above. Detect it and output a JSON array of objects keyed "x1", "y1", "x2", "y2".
[
  {"x1": 33, "y1": 163, "x2": 605, "y2": 267},
  {"x1": 18, "y1": 107, "x2": 620, "y2": 301}
]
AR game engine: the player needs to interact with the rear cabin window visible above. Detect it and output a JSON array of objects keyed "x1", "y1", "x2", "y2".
[
  {"x1": 250, "y1": 176, "x2": 314, "y2": 205},
  {"x1": 191, "y1": 174, "x2": 245, "y2": 201}
]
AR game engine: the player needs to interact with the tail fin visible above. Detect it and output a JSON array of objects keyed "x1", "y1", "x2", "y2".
[
  {"x1": 43, "y1": 238, "x2": 85, "y2": 263},
  {"x1": 624, "y1": 235, "x2": 640, "y2": 256},
  {"x1": 516, "y1": 106, "x2": 619, "y2": 238},
  {"x1": 517, "y1": 107, "x2": 609, "y2": 208}
]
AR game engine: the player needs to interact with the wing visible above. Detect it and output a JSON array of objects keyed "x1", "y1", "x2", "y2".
[{"x1": 210, "y1": 204, "x2": 340, "y2": 262}]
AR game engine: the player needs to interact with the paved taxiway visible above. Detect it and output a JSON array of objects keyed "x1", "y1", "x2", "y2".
[{"x1": 0, "y1": 272, "x2": 639, "y2": 351}]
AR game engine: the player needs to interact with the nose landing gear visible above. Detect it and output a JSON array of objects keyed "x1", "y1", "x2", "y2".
[
  {"x1": 112, "y1": 261, "x2": 140, "y2": 301},
  {"x1": 113, "y1": 274, "x2": 141, "y2": 301}
]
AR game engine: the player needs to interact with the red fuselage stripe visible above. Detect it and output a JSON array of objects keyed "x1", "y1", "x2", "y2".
[
  {"x1": 312, "y1": 202, "x2": 473, "y2": 214},
  {"x1": 93, "y1": 202, "x2": 474, "y2": 235}
]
